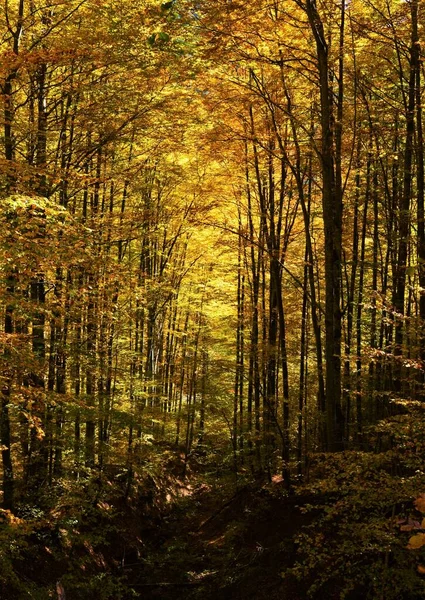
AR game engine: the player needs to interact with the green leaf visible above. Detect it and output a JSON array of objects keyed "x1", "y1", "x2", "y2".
[
  {"x1": 158, "y1": 32, "x2": 170, "y2": 42},
  {"x1": 147, "y1": 33, "x2": 157, "y2": 46}
]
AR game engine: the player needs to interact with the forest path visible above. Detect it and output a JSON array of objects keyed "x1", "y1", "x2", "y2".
[{"x1": 130, "y1": 480, "x2": 314, "y2": 600}]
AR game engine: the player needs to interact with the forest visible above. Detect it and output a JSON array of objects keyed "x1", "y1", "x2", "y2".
[{"x1": 2, "y1": 0, "x2": 425, "y2": 598}]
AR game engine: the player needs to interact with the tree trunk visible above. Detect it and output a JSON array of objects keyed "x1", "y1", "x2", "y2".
[{"x1": 305, "y1": 0, "x2": 343, "y2": 450}]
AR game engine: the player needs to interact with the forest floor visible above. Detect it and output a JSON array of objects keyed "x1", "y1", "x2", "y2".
[
  {"x1": 5, "y1": 453, "x2": 422, "y2": 599},
  {"x1": 3, "y1": 470, "x2": 316, "y2": 600},
  {"x1": 126, "y1": 476, "x2": 317, "y2": 600}
]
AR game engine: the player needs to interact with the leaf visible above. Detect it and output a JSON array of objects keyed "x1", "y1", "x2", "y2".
[
  {"x1": 418, "y1": 565, "x2": 425, "y2": 575},
  {"x1": 407, "y1": 533, "x2": 425, "y2": 550},
  {"x1": 147, "y1": 33, "x2": 156, "y2": 46},
  {"x1": 56, "y1": 581, "x2": 66, "y2": 599},
  {"x1": 414, "y1": 494, "x2": 425, "y2": 513},
  {"x1": 161, "y1": 1, "x2": 174, "y2": 9},
  {"x1": 400, "y1": 519, "x2": 422, "y2": 531},
  {"x1": 158, "y1": 32, "x2": 170, "y2": 42}
]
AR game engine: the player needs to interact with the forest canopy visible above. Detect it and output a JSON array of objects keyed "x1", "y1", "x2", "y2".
[{"x1": 2, "y1": 0, "x2": 425, "y2": 598}]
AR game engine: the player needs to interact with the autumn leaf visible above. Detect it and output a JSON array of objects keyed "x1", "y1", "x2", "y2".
[
  {"x1": 400, "y1": 518, "x2": 422, "y2": 531},
  {"x1": 414, "y1": 495, "x2": 425, "y2": 513},
  {"x1": 418, "y1": 565, "x2": 425, "y2": 575},
  {"x1": 407, "y1": 534, "x2": 425, "y2": 550}
]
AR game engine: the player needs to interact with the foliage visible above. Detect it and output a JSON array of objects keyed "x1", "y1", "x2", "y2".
[
  {"x1": 2, "y1": 0, "x2": 425, "y2": 597},
  {"x1": 287, "y1": 406, "x2": 425, "y2": 599}
]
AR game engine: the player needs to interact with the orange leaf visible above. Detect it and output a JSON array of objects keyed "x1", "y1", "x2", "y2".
[
  {"x1": 418, "y1": 565, "x2": 425, "y2": 575},
  {"x1": 407, "y1": 533, "x2": 425, "y2": 550},
  {"x1": 414, "y1": 495, "x2": 425, "y2": 513}
]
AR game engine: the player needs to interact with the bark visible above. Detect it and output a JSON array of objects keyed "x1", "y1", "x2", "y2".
[
  {"x1": 1, "y1": 275, "x2": 15, "y2": 510},
  {"x1": 393, "y1": 0, "x2": 419, "y2": 390},
  {"x1": 305, "y1": 0, "x2": 343, "y2": 450}
]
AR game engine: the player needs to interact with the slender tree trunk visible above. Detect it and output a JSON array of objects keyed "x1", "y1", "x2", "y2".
[
  {"x1": 1, "y1": 276, "x2": 15, "y2": 510},
  {"x1": 393, "y1": 0, "x2": 418, "y2": 391},
  {"x1": 415, "y1": 0, "x2": 425, "y2": 392},
  {"x1": 305, "y1": 0, "x2": 343, "y2": 450}
]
